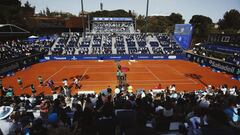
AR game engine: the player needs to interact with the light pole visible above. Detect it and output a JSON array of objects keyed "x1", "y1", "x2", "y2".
[
  {"x1": 81, "y1": 0, "x2": 85, "y2": 37},
  {"x1": 145, "y1": 0, "x2": 149, "y2": 33}
]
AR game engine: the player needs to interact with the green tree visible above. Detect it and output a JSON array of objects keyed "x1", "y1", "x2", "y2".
[
  {"x1": 189, "y1": 15, "x2": 213, "y2": 38},
  {"x1": 0, "y1": 0, "x2": 21, "y2": 23},
  {"x1": 46, "y1": 7, "x2": 51, "y2": 16},
  {"x1": 168, "y1": 13, "x2": 185, "y2": 25},
  {"x1": 218, "y1": 9, "x2": 240, "y2": 34}
]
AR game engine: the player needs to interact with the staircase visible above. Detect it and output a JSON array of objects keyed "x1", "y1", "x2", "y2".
[
  {"x1": 112, "y1": 36, "x2": 117, "y2": 54},
  {"x1": 123, "y1": 35, "x2": 129, "y2": 54}
]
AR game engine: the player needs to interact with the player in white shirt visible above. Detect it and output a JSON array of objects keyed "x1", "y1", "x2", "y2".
[
  {"x1": 73, "y1": 77, "x2": 81, "y2": 89},
  {"x1": 62, "y1": 79, "x2": 68, "y2": 86},
  {"x1": 169, "y1": 84, "x2": 176, "y2": 93}
]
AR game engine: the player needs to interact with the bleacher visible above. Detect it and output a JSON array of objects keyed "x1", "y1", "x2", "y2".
[
  {"x1": 193, "y1": 34, "x2": 240, "y2": 65},
  {"x1": 49, "y1": 33, "x2": 183, "y2": 55},
  {"x1": 0, "y1": 36, "x2": 56, "y2": 63},
  {"x1": 47, "y1": 17, "x2": 184, "y2": 56}
]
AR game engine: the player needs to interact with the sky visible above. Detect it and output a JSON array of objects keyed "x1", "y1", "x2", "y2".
[{"x1": 21, "y1": 0, "x2": 240, "y2": 23}]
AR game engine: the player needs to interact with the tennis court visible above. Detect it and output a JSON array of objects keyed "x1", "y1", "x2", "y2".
[{"x1": 2, "y1": 60, "x2": 240, "y2": 95}]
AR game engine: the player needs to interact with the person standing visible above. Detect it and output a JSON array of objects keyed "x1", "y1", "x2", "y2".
[
  {"x1": 6, "y1": 86, "x2": 14, "y2": 97},
  {"x1": 73, "y1": 77, "x2": 81, "y2": 90},
  {"x1": 62, "y1": 79, "x2": 68, "y2": 86},
  {"x1": 17, "y1": 77, "x2": 23, "y2": 90},
  {"x1": 169, "y1": 84, "x2": 176, "y2": 93},
  {"x1": 38, "y1": 76, "x2": 44, "y2": 86},
  {"x1": 64, "y1": 86, "x2": 71, "y2": 97},
  {"x1": 30, "y1": 84, "x2": 36, "y2": 95},
  {"x1": 48, "y1": 80, "x2": 55, "y2": 93},
  {"x1": 117, "y1": 70, "x2": 122, "y2": 83}
]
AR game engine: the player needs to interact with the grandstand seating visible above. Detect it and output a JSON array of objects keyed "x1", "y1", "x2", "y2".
[
  {"x1": 92, "y1": 22, "x2": 133, "y2": 33},
  {"x1": 0, "y1": 17, "x2": 184, "y2": 62},
  {"x1": 48, "y1": 32, "x2": 183, "y2": 56},
  {"x1": 0, "y1": 37, "x2": 55, "y2": 63},
  {"x1": 193, "y1": 43, "x2": 240, "y2": 65}
]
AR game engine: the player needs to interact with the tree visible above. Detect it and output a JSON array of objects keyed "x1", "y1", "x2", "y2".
[
  {"x1": 46, "y1": 7, "x2": 51, "y2": 16},
  {"x1": 168, "y1": 13, "x2": 185, "y2": 25},
  {"x1": 0, "y1": 0, "x2": 21, "y2": 23},
  {"x1": 218, "y1": 9, "x2": 240, "y2": 34},
  {"x1": 189, "y1": 15, "x2": 213, "y2": 38}
]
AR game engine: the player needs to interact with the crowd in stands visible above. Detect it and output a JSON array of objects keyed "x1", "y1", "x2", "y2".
[
  {"x1": 92, "y1": 22, "x2": 133, "y2": 33},
  {"x1": 192, "y1": 45, "x2": 240, "y2": 66},
  {"x1": 78, "y1": 48, "x2": 89, "y2": 55},
  {"x1": 156, "y1": 34, "x2": 183, "y2": 55},
  {"x1": 102, "y1": 34, "x2": 112, "y2": 47},
  {"x1": 136, "y1": 34, "x2": 147, "y2": 47},
  {"x1": 48, "y1": 32, "x2": 183, "y2": 56},
  {"x1": 152, "y1": 47, "x2": 164, "y2": 54},
  {"x1": 0, "y1": 81, "x2": 240, "y2": 135},
  {"x1": 117, "y1": 47, "x2": 126, "y2": 55},
  {"x1": 0, "y1": 38, "x2": 55, "y2": 64}
]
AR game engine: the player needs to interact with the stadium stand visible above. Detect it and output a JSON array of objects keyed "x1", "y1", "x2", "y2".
[
  {"x1": 0, "y1": 37, "x2": 55, "y2": 64},
  {"x1": 192, "y1": 34, "x2": 240, "y2": 66},
  {"x1": 1, "y1": 18, "x2": 239, "y2": 135}
]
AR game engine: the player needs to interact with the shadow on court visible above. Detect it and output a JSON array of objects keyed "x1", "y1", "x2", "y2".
[{"x1": 185, "y1": 73, "x2": 208, "y2": 87}]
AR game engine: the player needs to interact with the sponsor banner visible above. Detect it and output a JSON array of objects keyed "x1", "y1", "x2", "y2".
[
  {"x1": 153, "y1": 56, "x2": 165, "y2": 59},
  {"x1": 47, "y1": 54, "x2": 186, "y2": 61},
  {"x1": 82, "y1": 56, "x2": 98, "y2": 60},
  {"x1": 168, "y1": 55, "x2": 177, "y2": 59},
  {"x1": 39, "y1": 59, "x2": 47, "y2": 63},
  {"x1": 137, "y1": 56, "x2": 150, "y2": 59},
  {"x1": 44, "y1": 56, "x2": 50, "y2": 60},
  {"x1": 186, "y1": 53, "x2": 240, "y2": 75},
  {"x1": 53, "y1": 56, "x2": 67, "y2": 60},
  {"x1": 174, "y1": 24, "x2": 193, "y2": 49}
]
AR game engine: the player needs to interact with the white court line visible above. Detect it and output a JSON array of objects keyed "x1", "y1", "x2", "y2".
[
  {"x1": 38, "y1": 66, "x2": 66, "y2": 86},
  {"x1": 64, "y1": 66, "x2": 114, "y2": 69},
  {"x1": 53, "y1": 79, "x2": 195, "y2": 83},
  {"x1": 85, "y1": 72, "x2": 152, "y2": 74},
  {"x1": 38, "y1": 66, "x2": 66, "y2": 87},
  {"x1": 165, "y1": 64, "x2": 198, "y2": 84},
  {"x1": 145, "y1": 66, "x2": 161, "y2": 81},
  {"x1": 49, "y1": 83, "x2": 198, "y2": 87},
  {"x1": 79, "y1": 68, "x2": 89, "y2": 81},
  {"x1": 64, "y1": 65, "x2": 174, "y2": 68}
]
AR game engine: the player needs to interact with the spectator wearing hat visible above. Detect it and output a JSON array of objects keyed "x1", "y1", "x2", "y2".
[{"x1": 0, "y1": 106, "x2": 14, "y2": 134}]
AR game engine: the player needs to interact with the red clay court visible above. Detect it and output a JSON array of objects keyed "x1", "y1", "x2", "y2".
[{"x1": 2, "y1": 60, "x2": 240, "y2": 95}]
